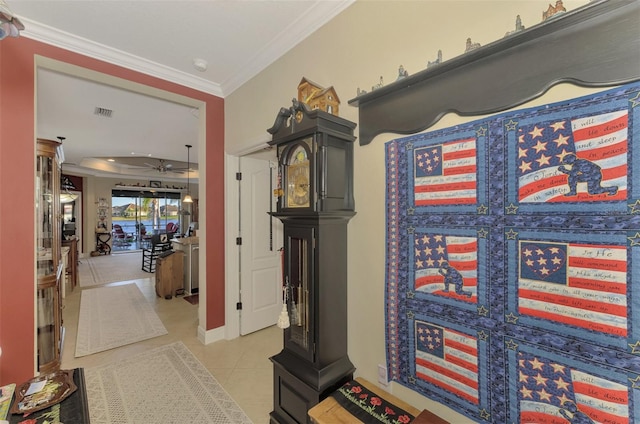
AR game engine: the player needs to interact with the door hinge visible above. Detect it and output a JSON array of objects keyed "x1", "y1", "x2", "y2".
[
  {"x1": 236, "y1": 237, "x2": 242, "y2": 245},
  {"x1": 236, "y1": 172, "x2": 242, "y2": 180},
  {"x1": 236, "y1": 302, "x2": 242, "y2": 310}
]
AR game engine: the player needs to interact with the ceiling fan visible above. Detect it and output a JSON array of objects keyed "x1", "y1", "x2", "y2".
[{"x1": 143, "y1": 159, "x2": 185, "y2": 174}]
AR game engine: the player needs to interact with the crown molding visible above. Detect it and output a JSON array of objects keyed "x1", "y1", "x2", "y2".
[
  {"x1": 215, "y1": 0, "x2": 355, "y2": 95},
  {"x1": 19, "y1": 1, "x2": 354, "y2": 98},
  {"x1": 20, "y1": 18, "x2": 224, "y2": 97},
  {"x1": 349, "y1": 0, "x2": 640, "y2": 145}
]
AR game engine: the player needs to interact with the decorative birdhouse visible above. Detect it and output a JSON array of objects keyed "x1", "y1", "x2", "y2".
[{"x1": 297, "y1": 77, "x2": 340, "y2": 116}]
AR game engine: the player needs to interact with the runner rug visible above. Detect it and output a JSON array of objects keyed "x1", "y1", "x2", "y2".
[
  {"x1": 84, "y1": 342, "x2": 252, "y2": 424},
  {"x1": 75, "y1": 283, "x2": 167, "y2": 357},
  {"x1": 79, "y1": 252, "x2": 152, "y2": 288}
]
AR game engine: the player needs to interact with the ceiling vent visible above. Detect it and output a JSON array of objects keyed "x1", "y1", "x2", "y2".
[{"x1": 94, "y1": 107, "x2": 113, "y2": 118}]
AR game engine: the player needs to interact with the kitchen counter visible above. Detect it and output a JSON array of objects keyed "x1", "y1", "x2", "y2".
[
  {"x1": 171, "y1": 236, "x2": 199, "y2": 245},
  {"x1": 171, "y1": 237, "x2": 199, "y2": 294}
]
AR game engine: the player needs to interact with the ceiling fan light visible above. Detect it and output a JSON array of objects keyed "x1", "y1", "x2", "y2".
[{"x1": 183, "y1": 194, "x2": 193, "y2": 203}]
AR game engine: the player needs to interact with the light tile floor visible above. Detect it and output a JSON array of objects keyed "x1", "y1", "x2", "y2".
[{"x1": 61, "y1": 276, "x2": 281, "y2": 423}]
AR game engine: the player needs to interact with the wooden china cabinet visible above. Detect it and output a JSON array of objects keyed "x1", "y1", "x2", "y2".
[{"x1": 36, "y1": 138, "x2": 63, "y2": 373}]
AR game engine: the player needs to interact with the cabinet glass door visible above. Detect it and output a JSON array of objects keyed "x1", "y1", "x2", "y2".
[
  {"x1": 37, "y1": 286, "x2": 57, "y2": 366},
  {"x1": 36, "y1": 153, "x2": 55, "y2": 277},
  {"x1": 36, "y1": 138, "x2": 62, "y2": 373},
  {"x1": 284, "y1": 226, "x2": 314, "y2": 362}
]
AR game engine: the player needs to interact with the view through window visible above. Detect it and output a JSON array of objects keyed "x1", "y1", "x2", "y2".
[{"x1": 111, "y1": 189, "x2": 182, "y2": 251}]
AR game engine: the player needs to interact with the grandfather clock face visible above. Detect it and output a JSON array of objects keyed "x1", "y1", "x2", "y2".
[{"x1": 285, "y1": 142, "x2": 311, "y2": 208}]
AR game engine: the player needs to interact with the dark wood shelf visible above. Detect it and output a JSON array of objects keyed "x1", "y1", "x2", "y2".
[{"x1": 349, "y1": 0, "x2": 640, "y2": 146}]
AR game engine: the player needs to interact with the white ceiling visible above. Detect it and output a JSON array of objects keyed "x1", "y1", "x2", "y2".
[{"x1": 10, "y1": 0, "x2": 354, "y2": 181}]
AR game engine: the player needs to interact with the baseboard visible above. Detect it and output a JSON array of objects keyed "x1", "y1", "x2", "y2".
[{"x1": 198, "y1": 324, "x2": 225, "y2": 345}]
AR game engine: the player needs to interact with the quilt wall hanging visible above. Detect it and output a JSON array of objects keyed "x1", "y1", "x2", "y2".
[{"x1": 385, "y1": 82, "x2": 640, "y2": 423}]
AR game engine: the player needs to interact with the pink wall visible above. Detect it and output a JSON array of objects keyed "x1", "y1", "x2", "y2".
[{"x1": 0, "y1": 37, "x2": 225, "y2": 385}]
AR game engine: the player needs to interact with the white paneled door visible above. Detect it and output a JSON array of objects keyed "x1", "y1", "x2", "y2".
[{"x1": 239, "y1": 156, "x2": 283, "y2": 335}]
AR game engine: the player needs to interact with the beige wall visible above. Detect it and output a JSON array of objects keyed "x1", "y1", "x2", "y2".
[{"x1": 225, "y1": 2, "x2": 591, "y2": 420}]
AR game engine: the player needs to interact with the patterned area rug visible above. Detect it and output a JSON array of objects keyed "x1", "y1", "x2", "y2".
[
  {"x1": 79, "y1": 252, "x2": 153, "y2": 288},
  {"x1": 75, "y1": 283, "x2": 167, "y2": 357},
  {"x1": 85, "y1": 342, "x2": 252, "y2": 424}
]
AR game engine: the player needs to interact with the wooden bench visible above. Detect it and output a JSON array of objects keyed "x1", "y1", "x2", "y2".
[{"x1": 308, "y1": 377, "x2": 449, "y2": 424}]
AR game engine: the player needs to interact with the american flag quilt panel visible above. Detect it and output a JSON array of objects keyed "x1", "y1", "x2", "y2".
[
  {"x1": 504, "y1": 336, "x2": 638, "y2": 424},
  {"x1": 385, "y1": 82, "x2": 640, "y2": 423}
]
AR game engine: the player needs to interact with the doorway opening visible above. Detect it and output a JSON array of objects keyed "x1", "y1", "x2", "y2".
[{"x1": 61, "y1": 191, "x2": 82, "y2": 255}]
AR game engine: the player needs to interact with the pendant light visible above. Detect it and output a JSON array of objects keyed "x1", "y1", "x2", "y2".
[
  {"x1": 58, "y1": 136, "x2": 79, "y2": 203},
  {"x1": 60, "y1": 173, "x2": 79, "y2": 203},
  {"x1": 183, "y1": 144, "x2": 193, "y2": 203}
]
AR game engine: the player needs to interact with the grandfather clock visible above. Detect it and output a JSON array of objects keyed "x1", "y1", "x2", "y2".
[{"x1": 268, "y1": 100, "x2": 357, "y2": 424}]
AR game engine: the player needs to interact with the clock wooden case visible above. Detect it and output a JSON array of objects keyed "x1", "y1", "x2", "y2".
[
  {"x1": 270, "y1": 99, "x2": 355, "y2": 214},
  {"x1": 267, "y1": 100, "x2": 357, "y2": 424}
]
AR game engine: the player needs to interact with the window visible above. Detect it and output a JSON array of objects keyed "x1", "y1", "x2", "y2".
[{"x1": 111, "y1": 189, "x2": 182, "y2": 251}]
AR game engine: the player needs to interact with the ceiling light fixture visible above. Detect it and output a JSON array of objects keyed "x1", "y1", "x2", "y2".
[
  {"x1": 0, "y1": 0, "x2": 24, "y2": 40},
  {"x1": 183, "y1": 144, "x2": 193, "y2": 203}
]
